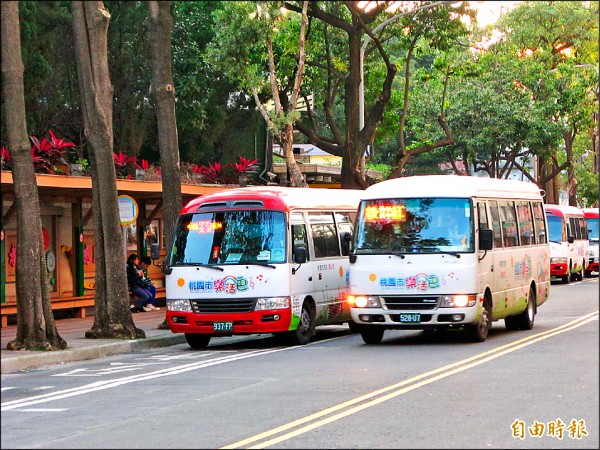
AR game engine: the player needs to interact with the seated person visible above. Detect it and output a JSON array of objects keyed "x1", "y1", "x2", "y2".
[
  {"x1": 139, "y1": 256, "x2": 159, "y2": 310},
  {"x1": 126, "y1": 253, "x2": 152, "y2": 312}
]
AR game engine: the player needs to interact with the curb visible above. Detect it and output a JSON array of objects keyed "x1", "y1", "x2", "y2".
[{"x1": 1, "y1": 334, "x2": 186, "y2": 374}]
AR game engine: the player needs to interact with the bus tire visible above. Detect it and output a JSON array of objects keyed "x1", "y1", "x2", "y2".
[
  {"x1": 561, "y1": 273, "x2": 570, "y2": 284},
  {"x1": 348, "y1": 321, "x2": 360, "y2": 333},
  {"x1": 185, "y1": 333, "x2": 211, "y2": 349},
  {"x1": 360, "y1": 326, "x2": 385, "y2": 345},
  {"x1": 584, "y1": 270, "x2": 593, "y2": 278},
  {"x1": 287, "y1": 302, "x2": 314, "y2": 345},
  {"x1": 467, "y1": 295, "x2": 491, "y2": 342},
  {"x1": 506, "y1": 286, "x2": 536, "y2": 331}
]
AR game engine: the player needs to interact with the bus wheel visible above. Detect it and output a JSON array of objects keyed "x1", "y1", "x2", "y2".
[
  {"x1": 287, "y1": 303, "x2": 314, "y2": 345},
  {"x1": 561, "y1": 273, "x2": 570, "y2": 284},
  {"x1": 360, "y1": 326, "x2": 385, "y2": 345},
  {"x1": 348, "y1": 321, "x2": 360, "y2": 333},
  {"x1": 576, "y1": 263, "x2": 584, "y2": 281},
  {"x1": 185, "y1": 333, "x2": 211, "y2": 349},
  {"x1": 467, "y1": 296, "x2": 491, "y2": 342},
  {"x1": 506, "y1": 286, "x2": 535, "y2": 331}
]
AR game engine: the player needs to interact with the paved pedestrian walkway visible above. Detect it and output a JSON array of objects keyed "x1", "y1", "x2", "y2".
[{"x1": 1, "y1": 309, "x2": 185, "y2": 374}]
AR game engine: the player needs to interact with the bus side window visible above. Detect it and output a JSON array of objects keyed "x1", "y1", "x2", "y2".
[
  {"x1": 292, "y1": 224, "x2": 310, "y2": 261},
  {"x1": 309, "y1": 213, "x2": 341, "y2": 258},
  {"x1": 499, "y1": 201, "x2": 519, "y2": 248},
  {"x1": 517, "y1": 201, "x2": 534, "y2": 246},
  {"x1": 335, "y1": 212, "x2": 353, "y2": 256},
  {"x1": 532, "y1": 202, "x2": 547, "y2": 244},
  {"x1": 489, "y1": 201, "x2": 503, "y2": 249}
]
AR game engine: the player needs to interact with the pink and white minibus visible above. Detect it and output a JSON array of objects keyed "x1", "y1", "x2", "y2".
[
  {"x1": 545, "y1": 204, "x2": 589, "y2": 283},
  {"x1": 163, "y1": 186, "x2": 362, "y2": 349}
]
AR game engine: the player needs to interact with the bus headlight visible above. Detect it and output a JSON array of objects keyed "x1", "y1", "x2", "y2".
[
  {"x1": 167, "y1": 299, "x2": 192, "y2": 312},
  {"x1": 256, "y1": 297, "x2": 291, "y2": 310},
  {"x1": 348, "y1": 295, "x2": 381, "y2": 308},
  {"x1": 551, "y1": 257, "x2": 568, "y2": 264},
  {"x1": 441, "y1": 294, "x2": 477, "y2": 308}
]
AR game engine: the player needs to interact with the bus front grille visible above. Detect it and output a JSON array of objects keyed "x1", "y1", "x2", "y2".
[
  {"x1": 382, "y1": 296, "x2": 440, "y2": 310},
  {"x1": 191, "y1": 299, "x2": 256, "y2": 313}
]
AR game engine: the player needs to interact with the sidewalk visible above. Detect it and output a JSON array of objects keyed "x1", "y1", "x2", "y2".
[{"x1": 1, "y1": 309, "x2": 185, "y2": 374}]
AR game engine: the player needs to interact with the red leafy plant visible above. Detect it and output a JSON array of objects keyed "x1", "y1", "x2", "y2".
[
  {"x1": 1, "y1": 146, "x2": 11, "y2": 171},
  {"x1": 192, "y1": 156, "x2": 258, "y2": 184},
  {"x1": 29, "y1": 130, "x2": 76, "y2": 174}
]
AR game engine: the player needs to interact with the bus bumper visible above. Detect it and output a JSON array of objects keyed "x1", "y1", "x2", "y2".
[
  {"x1": 167, "y1": 309, "x2": 293, "y2": 335},
  {"x1": 550, "y1": 263, "x2": 568, "y2": 277},
  {"x1": 349, "y1": 305, "x2": 479, "y2": 328}
]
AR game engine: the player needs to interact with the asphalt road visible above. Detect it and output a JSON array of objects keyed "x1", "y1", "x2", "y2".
[{"x1": 1, "y1": 277, "x2": 598, "y2": 449}]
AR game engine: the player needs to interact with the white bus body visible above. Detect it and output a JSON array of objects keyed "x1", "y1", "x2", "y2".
[
  {"x1": 348, "y1": 175, "x2": 551, "y2": 344},
  {"x1": 164, "y1": 186, "x2": 362, "y2": 349}
]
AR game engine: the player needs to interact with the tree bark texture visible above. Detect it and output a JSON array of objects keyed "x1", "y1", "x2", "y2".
[
  {"x1": 71, "y1": 0, "x2": 144, "y2": 339},
  {"x1": 1, "y1": 1, "x2": 66, "y2": 351},
  {"x1": 148, "y1": 1, "x2": 182, "y2": 256}
]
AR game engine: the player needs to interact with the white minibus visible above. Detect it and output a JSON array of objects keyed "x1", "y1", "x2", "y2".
[
  {"x1": 163, "y1": 186, "x2": 362, "y2": 349},
  {"x1": 347, "y1": 175, "x2": 551, "y2": 344},
  {"x1": 545, "y1": 204, "x2": 590, "y2": 283}
]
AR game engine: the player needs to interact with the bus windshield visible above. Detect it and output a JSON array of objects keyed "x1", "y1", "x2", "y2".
[
  {"x1": 587, "y1": 218, "x2": 599, "y2": 242},
  {"x1": 546, "y1": 216, "x2": 565, "y2": 242},
  {"x1": 354, "y1": 198, "x2": 474, "y2": 254},
  {"x1": 169, "y1": 210, "x2": 286, "y2": 265}
]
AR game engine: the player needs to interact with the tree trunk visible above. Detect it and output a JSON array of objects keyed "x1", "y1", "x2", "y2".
[
  {"x1": 148, "y1": 1, "x2": 182, "y2": 255},
  {"x1": 1, "y1": 1, "x2": 66, "y2": 351},
  {"x1": 72, "y1": 0, "x2": 143, "y2": 339},
  {"x1": 148, "y1": 1, "x2": 182, "y2": 330}
]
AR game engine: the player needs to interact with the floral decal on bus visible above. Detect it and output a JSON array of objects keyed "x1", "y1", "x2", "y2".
[{"x1": 377, "y1": 273, "x2": 441, "y2": 290}]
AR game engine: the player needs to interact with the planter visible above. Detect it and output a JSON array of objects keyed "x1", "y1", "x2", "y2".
[
  {"x1": 135, "y1": 169, "x2": 146, "y2": 180},
  {"x1": 70, "y1": 163, "x2": 84, "y2": 176}
]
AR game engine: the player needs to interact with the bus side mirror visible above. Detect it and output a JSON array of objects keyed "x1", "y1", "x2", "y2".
[
  {"x1": 150, "y1": 243, "x2": 160, "y2": 261},
  {"x1": 341, "y1": 232, "x2": 352, "y2": 256},
  {"x1": 294, "y1": 245, "x2": 307, "y2": 264},
  {"x1": 567, "y1": 235, "x2": 574, "y2": 244},
  {"x1": 479, "y1": 229, "x2": 493, "y2": 251}
]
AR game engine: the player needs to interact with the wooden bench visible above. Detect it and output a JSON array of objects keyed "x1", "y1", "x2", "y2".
[{"x1": 1, "y1": 287, "x2": 166, "y2": 327}]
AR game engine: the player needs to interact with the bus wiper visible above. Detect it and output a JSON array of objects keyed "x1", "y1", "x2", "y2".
[
  {"x1": 550, "y1": 240, "x2": 562, "y2": 244},
  {"x1": 379, "y1": 251, "x2": 406, "y2": 259},
  {"x1": 174, "y1": 262, "x2": 224, "y2": 271},
  {"x1": 419, "y1": 246, "x2": 461, "y2": 258},
  {"x1": 439, "y1": 251, "x2": 461, "y2": 258},
  {"x1": 243, "y1": 262, "x2": 277, "y2": 269}
]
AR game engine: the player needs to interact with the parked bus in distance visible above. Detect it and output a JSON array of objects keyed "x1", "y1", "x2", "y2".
[
  {"x1": 163, "y1": 186, "x2": 362, "y2": 349},
  {"x1": 545, "y1": 204, "x2": 589, "y2": 283},
  {"x1": 347, "y1": 175, "x2": 550, "y2": 344},
  {"x1": 583, "y1": 207, "x2": 599, "y2": 277}
]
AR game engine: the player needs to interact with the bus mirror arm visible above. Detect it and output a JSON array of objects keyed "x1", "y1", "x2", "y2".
[
  {"x1": 292, "y1": 245, "x2": 307, "y2": 274},
  {"x1": 479, "y1": 229, "x2": 493, "y2": 251}
]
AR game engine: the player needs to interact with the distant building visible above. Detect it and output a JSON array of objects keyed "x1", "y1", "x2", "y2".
[{"x1": 272, "y1": 143, "x2": 381, "y2": 185}]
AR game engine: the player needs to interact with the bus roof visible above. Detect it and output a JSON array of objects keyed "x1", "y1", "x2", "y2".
[
  {"x1": 180, "y1": 186, "x2": 363, "y2": 214},
  {"x1": 544, "y1": 204, "x2": 586, "y2": 217},
  {"x1": 583, "y1": 207, "x2": 599, "y2": 219},
  {"x1": 361, "y1": 175, "x2": 544, "y2": 201}
]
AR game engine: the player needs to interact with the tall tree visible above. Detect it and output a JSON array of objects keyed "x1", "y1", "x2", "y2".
[
  {"x1": 1, "y1": 1, "x2": 66, "y2": 351},
  {"x1": 71, "y1": 0, "x2": 143, "y2": 339},
  {"x1": 495, "y1": 1, "x2": 599, "y2": 205},
  {"x1": 283, "y1": 1, "x2": 469, "y2": 188},
  {"x1": 147, "y1": 1, "x2": 181, "y2": 333},
  {"x1": 208, "y1": 1, "x2": 310, "y2": 187}
]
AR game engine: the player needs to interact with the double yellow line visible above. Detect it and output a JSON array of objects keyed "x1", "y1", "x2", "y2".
[{"x1": 222, "y1": 311, "x2": 599, "y2": 449}]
